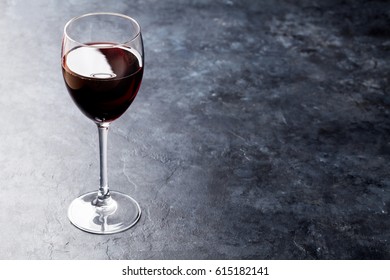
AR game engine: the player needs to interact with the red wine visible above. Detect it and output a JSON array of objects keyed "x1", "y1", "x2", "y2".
[{"x1": 62, "y1": 43, "x2": 143, "y2": 122}]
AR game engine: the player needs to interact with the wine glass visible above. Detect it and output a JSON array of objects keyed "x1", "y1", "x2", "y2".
[{"x1": 61, "y1": 12, "x2": 144, "y2": 234}]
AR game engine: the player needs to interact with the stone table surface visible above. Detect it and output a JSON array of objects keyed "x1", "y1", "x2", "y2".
[{"x1": 0, "y1": 0, "x2": 389, "y2": 260}]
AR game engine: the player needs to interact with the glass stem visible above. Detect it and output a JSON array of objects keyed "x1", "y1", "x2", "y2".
[{"x1": 94, "y1": 122, "x2": 111, "y2": 206}]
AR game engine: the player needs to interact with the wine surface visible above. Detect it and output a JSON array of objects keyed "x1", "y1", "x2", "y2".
[{"x1": 62, "y1": 43, "x2": 143, "y2": 122}]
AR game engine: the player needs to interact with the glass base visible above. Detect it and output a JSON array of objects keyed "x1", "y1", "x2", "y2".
[{"x1": 68, "y1": 190, "x2": 141, "y2": 234}]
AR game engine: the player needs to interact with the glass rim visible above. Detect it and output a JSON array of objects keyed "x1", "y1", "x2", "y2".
[{"x1": 63, "y1": 12, "x2": 141, "y2": 48}]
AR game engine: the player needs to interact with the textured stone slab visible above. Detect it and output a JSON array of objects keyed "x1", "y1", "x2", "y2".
[{"x1": 0, "y1": 0, "x2": 388, "y2": 259}]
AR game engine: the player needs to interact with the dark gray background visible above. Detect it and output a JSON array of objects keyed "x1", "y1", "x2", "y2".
[{"x1": 0, "y1": 0, "x2": 389, "y2": 259}]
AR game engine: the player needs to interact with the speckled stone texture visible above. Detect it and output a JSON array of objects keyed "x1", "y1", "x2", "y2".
[{"x1": 0, "y1": 0, "x2": 389, "y2": 259}]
